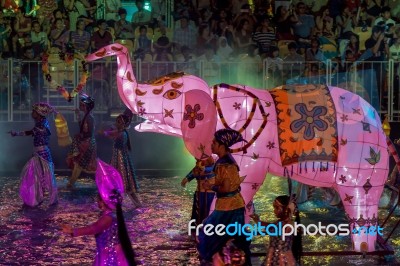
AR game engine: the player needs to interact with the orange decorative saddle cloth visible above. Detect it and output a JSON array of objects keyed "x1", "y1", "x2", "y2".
[{"x1": 270, "y1": 84, "x2": 338, "y2": 166}]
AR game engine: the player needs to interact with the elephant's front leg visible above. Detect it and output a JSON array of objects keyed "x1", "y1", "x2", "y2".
[{"x1": 336, "y1": 184, "x2": 384, "y2": 252}]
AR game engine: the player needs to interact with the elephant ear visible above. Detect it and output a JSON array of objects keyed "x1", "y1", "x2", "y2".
[{"x1": 182, "y1": 90, "x2": 217, "y2": 160}]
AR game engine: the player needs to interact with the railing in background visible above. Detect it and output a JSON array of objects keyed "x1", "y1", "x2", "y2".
[{"x1": 0, "y1": 58, "x2": 397, "y2": 122}]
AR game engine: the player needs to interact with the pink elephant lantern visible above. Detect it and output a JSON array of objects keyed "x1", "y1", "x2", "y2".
[{"x1": 86, "y1": 44, "x2": 400, "y2": 252}]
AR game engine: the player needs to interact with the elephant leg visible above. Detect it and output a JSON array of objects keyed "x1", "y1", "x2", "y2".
[{"x1": 338, "y1": 186, "x2": 383, "y2": 252}]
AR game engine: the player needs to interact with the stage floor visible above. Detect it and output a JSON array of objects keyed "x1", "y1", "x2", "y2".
[{"x1": 0, "y1": 174, "x2": 399, "y2": 265}]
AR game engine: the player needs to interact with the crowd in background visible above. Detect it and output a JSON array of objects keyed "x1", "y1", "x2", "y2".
[{"x1": 1, "y1": 0, "x2": 400, "y2": 110}]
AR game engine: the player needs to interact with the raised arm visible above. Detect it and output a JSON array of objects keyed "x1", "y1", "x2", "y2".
[{"x1": 62, "y1": 215, "x2": 113, "y2": 237}]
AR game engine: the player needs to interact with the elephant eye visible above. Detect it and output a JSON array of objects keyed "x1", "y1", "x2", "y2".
[{"x1": 163, "y1": 89, "x2": 182, "y2": 100}]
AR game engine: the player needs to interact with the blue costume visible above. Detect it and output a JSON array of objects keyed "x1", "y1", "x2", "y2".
[{"x1": 185, "y1": 164, "x2": 215, "y2": 226}]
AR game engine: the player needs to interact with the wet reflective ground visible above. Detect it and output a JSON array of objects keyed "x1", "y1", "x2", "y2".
[{"x1": 0, "y1": 174, "x2": 399, "y2": 265}]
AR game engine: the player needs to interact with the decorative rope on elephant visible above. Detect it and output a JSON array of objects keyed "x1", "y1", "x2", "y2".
[{"x1": 212, "y1": 83, "x2": 269, "y2": 154}]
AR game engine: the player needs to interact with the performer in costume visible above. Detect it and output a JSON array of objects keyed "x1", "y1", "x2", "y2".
[
  {"x1": 61, "y1": 160, "x2": 137, "y2": 266},
  {"x1": 199, "y1": 129, "x2": 252, "y2": 266},
  {"x1": 9, "y1": 102, "x2": 58, "y2": 207},
  {"x1": 67, "y1": 94, "x2": 97, "y2": 188},
  {"x1": 100, "y1": 109, "x2": 141, "y2": 208},
  {"x1": 251, "y1": 195, "x2": 302, "y2": 266},
  {"x1": 181, "y1": 156, "x2": 216, "y2": 230}
]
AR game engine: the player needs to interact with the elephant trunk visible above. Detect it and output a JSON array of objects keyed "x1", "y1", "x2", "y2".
[{"x1": 85, "y1": 44, "x2": 139, "y2": 113}]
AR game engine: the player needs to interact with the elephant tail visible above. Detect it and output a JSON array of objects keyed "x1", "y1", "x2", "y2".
[{"x1": 387, "y1": 136, "x2": 400, "y2": 173}]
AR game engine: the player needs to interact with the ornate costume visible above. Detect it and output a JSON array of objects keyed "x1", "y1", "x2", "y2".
[
  {"x1": 73, "y1": 210, "x2": 129, "y2": 266},
  {"x1": 185, "y1": 157, "x2": 216, "y2": 226},
  {"x1": 67, "y1": 95, "x2": 97, "y2": 188},
  {"x1": 110, "y1": 130, "x2": 139, "y2": 202},
  {"x1": 17, "y1": 103, "x2": 58, "y2": 206},
  {"x1": 265, "y1": 222, "x2": 295, "y2": 266},
  {"x1": 257, "y1": 196, "x2": 299, "y2": 266},
  {"x1": 106, "y1": 110, "x2": 140, "y2": 207},
  {"x1": 65, "y1": 160, "x2": 136, "y2": 265},
  {"x1": 198, "y1": 129, "x2": 252, "y2": 265}
]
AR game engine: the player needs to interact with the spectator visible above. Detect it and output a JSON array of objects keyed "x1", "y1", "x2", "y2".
[
  {"x1": 232, "y1": 4, "x2": 257, "y2": 31},
  {"x1": 173, "y1": 0, "x2": 198, "y2": 23},
  {"x1": 115, "y1": 8, "x2": 135, "y2": 40},
  {"x1": 252, "y1": 17, "x2": 276, "y2": 57},
  {"x1": 131, "y1": 0, "x2": 152, "y2": 31},
  {"x1": 344, "y1": 32, "x2": 361, "y2": 61},
  {"x1": 233, "y1": 18, "x2": 254, "y2": 55},
  {"x1": 336, "y1": 6, "x2": 357, "y2": 40},
  {"x1": 153, "y1": 29, "x2": 173, "y2": 62},
  {"x1": 306, "y1": 0, "x2": 329, "y2": 14},
  {"x1": 133, "y1": 25, "x2": 152, "y2": 60},
  {"x1": 196, "y1": 25, "x2": 217, "y2": 56},
  {"x1": 51, "y1": 9, "x2": 69, "y2": 31},
  {"x1": 210, "y1": 9, "x2": 232, "y2": 34},
  {"x1": 283, "y1": 42, "x2": 305, "y2": 77},
  {"x1": 266, "y1": 46, "x2": 283, "y2": 87},
  {"x1": 150, "y1": 0, "x2": 167, "y2": 24},
  {"x1": 305, "y1": 38, "x2": 326, "y2": 62},
  {"x1": 365, "y1": 0, "x2": 384, "y2": 24},
  {"x1": 91, "y1": 19, "x2": 113, "y2": 52},
  {"x1": 345, "y1": 0, "x2": 361, "y2": 13},
  {"x1": 364, "y1": 25, "x2": 389, "y2": 108},
  {"x1": 30, "y1": 20, "x2": 49, "y2": 57},
  {"x1": 175, "y1": 46, "x2": 198, "y2": 74},
  {"x1": 374, "y1": 6, "x2": 396, "y2": 27},
  {"x1": 173, "y1": 16, "x2": 197, "y2": 52},
  {"x1": 105, "y1": 0, "x2": 122, "y2": 22},
  {"x1": 291, "y1": 2, "x2": 315, "y2": 50},
  {"x1": 197, "y1": 44, "x2": 221, "y2": 85},
  {"x1": 214, "y1": 20, "x2": 235, "y2": 48},
  {"x1": 315, "y1": 7, "x2": 334, "y2": 39},
  {"x1": 12, "y1": 7, "x2": 32, "y2": 57},
  {"x1": 50, "y1": 18, "x2": 68, "y2": 50},
  {"x1": 21, "y1": 46, "x2": 43, "y2": 105},
  {"x1": 274, "y1": 5, "x2": 295, "y2": 40},
  {"x1": 64, "y1": 0, "x2": 91, "y2": 31},
  {"x1": 216, "y1": 36, "x2": 234, "y2": 61},
  {"x1": 328, "y1": 0, "x2": 344, "y2": 20},
  {"x1": 68, "y1": 19, "x2": 91, "y2": 54}
]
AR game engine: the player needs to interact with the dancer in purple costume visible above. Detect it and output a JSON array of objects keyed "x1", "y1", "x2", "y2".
[
  {"x1": 9, "y1": 102, "x2": 58, "y2": 207},
  {"x1": 62, "y1": 160, "x2": 137, "y2": 266}
]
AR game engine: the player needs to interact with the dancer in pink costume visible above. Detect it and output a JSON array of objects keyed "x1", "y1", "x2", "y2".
[
  {"x1": 61, "y1": 160, "x2": 136, "y2": 266},
  {"x1": 9, "y1": 102, "x2": 58, "y2": 207}
]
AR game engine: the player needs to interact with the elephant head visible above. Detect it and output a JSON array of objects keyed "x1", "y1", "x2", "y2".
[{"x1": 86, "y1": 44, "x2": 217, "y2": 159}]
